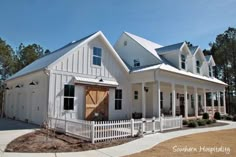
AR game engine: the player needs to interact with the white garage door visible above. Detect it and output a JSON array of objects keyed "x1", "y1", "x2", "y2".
[{"x1": 30, "y1": 90, "x2": 43, "y2": 125}]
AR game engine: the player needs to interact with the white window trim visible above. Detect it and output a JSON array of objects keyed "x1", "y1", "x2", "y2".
[{"x1": 91, "y1": 47, "x2": 102, "y2": 68}]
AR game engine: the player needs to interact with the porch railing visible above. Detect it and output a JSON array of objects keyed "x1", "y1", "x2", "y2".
[{"x1": 48, "y1": 115, "x2": 182, "y2": 143}]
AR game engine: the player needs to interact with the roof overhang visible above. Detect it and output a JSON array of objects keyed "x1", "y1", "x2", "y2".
[{"x1": 74, "y1": 76, "x2": 118, "y2": 87}]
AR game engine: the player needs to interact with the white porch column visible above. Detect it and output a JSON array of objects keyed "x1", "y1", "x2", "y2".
[
  {"x1": 203, "y1": 88, "x2": 207, "y2": 113},
  {"x1": 194, "y1": 87, "x2": 198, "y2": 117},
  {"x1": 223, "y1": 89, "x2": 226, "y2": 114},
  {"x1": 184, "y1": 85, "x2": 188, "y2": 118},
  {"x1": 141, "y1": 82, "x2": 146, "y2": 118},
  {"x1": 217, "y1": 91, "x2": 221, "y2": 113},
  {"x1": 172, "y1": 83, "x2": 176, "y2": 117},
  {"x1": 157, "y1": 80, "x2": 161, "y2": 118},
  {"x1": 211, "y1": 91, "x2": 214, "y2": 116}
]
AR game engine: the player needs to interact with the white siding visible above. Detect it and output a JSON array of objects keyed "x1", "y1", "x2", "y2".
[
  {"x1": 5, "y1": 71, "x2": 48, "y2": 125},
  {"x1": 114, "y1": 33, "x2": 160, "y2": 68},
  {"x1": 161, "y1": 51, "x2": 180, "y2": 68},
  {"x1": 48, "y1": 36, "x2": 131, "y2": 120}
]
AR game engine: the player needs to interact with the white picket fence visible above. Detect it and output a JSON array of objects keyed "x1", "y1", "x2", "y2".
[{"x1": 49, "y1": 115, "x2": 182, "y2": 143}]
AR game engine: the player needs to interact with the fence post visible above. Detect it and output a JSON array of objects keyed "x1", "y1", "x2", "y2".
[
  {"x1": 131, "y1": 119, "x2": 134, "y2": 137},
  {"x1": 152, "y1": 117, "x2": 155, "y2": 133},
  {"x1": 142, "y1": 118, "x2": 145, "y2": 134},
  {"x1": 180, "y1": 115, "x2": 183, "y2": 128},
  {"x1": 91, "y1": 121, "x2": 95, "y2": 144},
  {"x1": 160, "y1": 115, "x2": 163, "y2": 132}
]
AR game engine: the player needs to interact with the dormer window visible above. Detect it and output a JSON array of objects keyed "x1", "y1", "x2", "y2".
[
  {"x1": 93, "y1": 47, "x2": 102, "y2": 66},
  {"x1": 181, "y1": 54, "x2": 186, "y2": 69},
  {"x1": 134, "y1": 59, "x2": 140, "y2": 67},
  {"x1": 196, "y1": 60, "x2": 200, "y2": 73},
  {"x1": 209, "y1": 65, "x2": 212, "y2": 77}
]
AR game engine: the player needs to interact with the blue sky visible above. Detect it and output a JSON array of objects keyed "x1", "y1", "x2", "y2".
[{"x1": 0, "y1": 0, "x2": 236, "y2": 52}]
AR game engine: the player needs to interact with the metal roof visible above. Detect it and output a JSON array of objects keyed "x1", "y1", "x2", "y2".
[{"x1": 156, "y1": 42, "x2": 184, "y2": 55}]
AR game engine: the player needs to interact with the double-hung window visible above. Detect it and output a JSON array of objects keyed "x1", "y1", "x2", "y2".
[
  {"x1": 93, "y1": 47, "x2": 102, "y2": 66},
  {"x1": 134, "y1": 91, "x2": 138, "y2": 100},
  {"x1": 181, "y1": 54, "x2": 186, "y2": 69},
  {"x1": 196, "y1": 60, "x2": 200, "y2": 73},
  {"x1": 64, "y1": 85, "x2": 74, "y2": 110},
  {"x1": 115, "y1": 89, "x2": 122, "y2": 110},
  {"x1": 191, "y1": 95, "x2": 194, "y2": 108},
  {"x1": 160, "y1": 92, "x2": 163, "y2": 109},
  {"x1": 209, "y1": 65, "x2": 212, "y2": 77}
]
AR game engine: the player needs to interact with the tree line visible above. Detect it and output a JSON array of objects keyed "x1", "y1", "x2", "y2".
[
  {"x1": 1, "y1": 27, "x2": 236, "y2": 115},
  {"x1": 0, "y1": 39, "x2": 50, "y2": 115}
]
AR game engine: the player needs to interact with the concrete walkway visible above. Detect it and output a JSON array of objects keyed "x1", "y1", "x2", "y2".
[{"x1": 0, "y1": 119, "x2": 235, "y2": 157}]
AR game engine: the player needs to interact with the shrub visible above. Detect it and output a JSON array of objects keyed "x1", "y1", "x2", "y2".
[
  {"x1": 188, "y1": 120, "x2": 198, "y2": 127},
  {"x1": 214, "y1": 112, "x2": 221, "y2": 120},
  {"x1": 226, "y1": 115, "x2": 233, "y2": 120},
  {"x1": 233, "y1": 115, "x2": 236, "y2": 121},
  {"x1": 206, "y1": 119, "x2": 212, "y2": 124},
  {"x1": 197, "y1": 119, "x2": 206, "y2": 126},
  {"x1": 183, "y1": 120, "x2": 188, "y2": 125},
  {"x1": 212, "y1": 119, "x2": 216, "y2": 123},
  {"x1": 221, "y1": 115, "x2": 227, "y2": 120},
  {"x1": 202, "y1": 113, "x2": 209, "y2": 119}
]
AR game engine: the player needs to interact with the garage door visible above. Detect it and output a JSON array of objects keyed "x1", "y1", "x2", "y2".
[
  {"x1": 85, "y1": 86, "x2": 109, "y2": 120},
  {"x1": 31, "y1": 90, "x2": 43, "y2": 125}
]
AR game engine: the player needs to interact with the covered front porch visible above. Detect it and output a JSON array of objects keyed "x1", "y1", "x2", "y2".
[{"x1": 130, "y1": 67, "x2": 227, "y2": 119}]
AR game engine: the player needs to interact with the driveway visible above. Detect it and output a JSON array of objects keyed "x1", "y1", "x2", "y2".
[{"x1": 0, "y1": 118, "x2": 38, "y2": 153}]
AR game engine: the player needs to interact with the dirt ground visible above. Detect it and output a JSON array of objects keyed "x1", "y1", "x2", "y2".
[
  {"x1": 126, "y1": 129, "x2": 236, "y2": 157},
  {"x1": 5, "y1": 129, "x2": 138, "y2": 153}
]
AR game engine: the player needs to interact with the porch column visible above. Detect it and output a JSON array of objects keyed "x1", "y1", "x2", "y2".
[
  {"x1": 223, "y1": 89, "x2": 226, "y2": 114},
  {"x1": 172, "y1": 83, "x2": 176, "y2": 117},
  {"x1": 203, "y1": 88, "x2": 207, "y2": 113},
  {"x1": 141, "y1": 82, "x2": 146, "y2": 118},
  {"x1": 194, "y1": 87, "x2": 198, "y2": 117},
  {"x1": 184, "y1": 85, "x2": 188, "y2": 118},
  {"x1": 157, "y1": 80, "x2": 161, "y2": 118},
  {"x1": 217, "y1": 91, "x2": 221, "y2": 113},
  {"x1": 211, "y1": 91, "x2": 214, "y2": 116}
]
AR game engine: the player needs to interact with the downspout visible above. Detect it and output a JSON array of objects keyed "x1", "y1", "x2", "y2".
[{"x1": 44, "y1": 68, "x2": 50, "y2": 122}]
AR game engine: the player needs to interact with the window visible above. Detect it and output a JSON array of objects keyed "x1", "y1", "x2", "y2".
[
  {"x1": 134, "y1": 91, "x2": 138, "y2": 100},
  {"x1": 115, "y1": 89, "x2": 122, "y2": 110},
  {"x1": 181, "y1": 54, "x2": 186, "y2": 69},
  {"x1": 196, "y1": 60, "x2": 200, "y2": 73},
  {"x1": 191, "y1": 95, "x2": 194, "y2": 108},
  {"x1": 160, "y1": 92, "x2": 163, "y2": 109},
  {"x1": 64, "y1": 85, "x2": 74, "y2": 110},
  {"x1": 134, "y1": 59, "x2": 140, "y2": 67},
  {"x1": 93, "y1": 47, "x2": 102, "y2": 66},
  {"x1": 209, "y1": 65, "x2": 212, "y2": 77},
  {"x1": 198, "y1": 95, "x2": 202, "y2": 108}
]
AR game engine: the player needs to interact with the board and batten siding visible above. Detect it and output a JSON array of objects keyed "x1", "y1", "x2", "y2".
[
  {"x1": 48, "y1": 36, "x2": 132, "y2": 120},
  {"x1": 5, "y1": 71, "x2": 49, "y2": 125}
]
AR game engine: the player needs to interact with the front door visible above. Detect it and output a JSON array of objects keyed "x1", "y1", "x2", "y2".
[
  {"x1": 85, "y1": 86, "x2": 109, "y2": 120},
  {"x1": 179, "y1": 96, "x2": 185, "y2": 117}
]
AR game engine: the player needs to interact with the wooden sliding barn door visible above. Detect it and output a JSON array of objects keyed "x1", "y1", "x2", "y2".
[{"x1": 85, "y1": 86, "x2": 109, "y2": 120}]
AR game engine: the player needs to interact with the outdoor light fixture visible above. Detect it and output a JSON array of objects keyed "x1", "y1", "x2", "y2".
[
  {"x1": 144, "y1": 87, "x2": 149, "y2": 92},
  {"x1": 99, "y1": 78, "x2": 103, "y2": 82},
  {"x1": 5, "y1": 87, "x2": 9, "y2": 90},
  {"x1": 29, "y1": 81, "x2": 38, "y2": 85},
  {"x1": 15, "y1": 85, "x2": 20, "y2": 88}
]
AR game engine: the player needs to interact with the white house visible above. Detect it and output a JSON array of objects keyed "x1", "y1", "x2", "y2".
[{"x1": 4, "y1": 31, "x2": 227, "y2": 125}]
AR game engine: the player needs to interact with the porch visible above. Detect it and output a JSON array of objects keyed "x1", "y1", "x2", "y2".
[{"x1": 131, "y1": 81, "x2": 226, "y2": 119}]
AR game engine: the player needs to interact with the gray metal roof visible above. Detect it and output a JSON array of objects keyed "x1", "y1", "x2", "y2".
[
  {"x1": 156, "y1": 42, "x2": 184, "y2": 55},
  {"x1": 205, "y1": 55, "x2": 211, "y2": 62},
  {"x1": 7, "y1": 32, "x2": 96, "y2": 81},
  {"x1": 189, "y1": 46, "x2": 199, "y2": 55}
]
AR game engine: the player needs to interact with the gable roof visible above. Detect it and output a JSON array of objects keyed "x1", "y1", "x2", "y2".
[
  {"x1": 156, "y1": 42, "x2": 184, "y2": 55},
  {"x1": 124, "y1": 32, "x2": 163, "y2": 61},
  {"x1": 7, "y1": 31, "x2": 129, "y2": 81},
  {"x1": 205, "y1": 55, "x2": 216, "y2": 66},
  {"x1": 189, "y1": 46, "x2": 199, "y2": 55}
]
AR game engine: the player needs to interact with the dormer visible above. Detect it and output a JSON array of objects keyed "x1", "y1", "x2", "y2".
[
  {"x1": 205, "y1": 55, "x2": 216, "y2": 77},
  {"x1": 114, "y1": 32, "x2": 162, "y2": 69},
  {"x1": 190, "y1": 46, "x2": 207, "y2": 75},
  {"x1": 156, "y1": 42, "x2": 192, "y2": 71}
]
